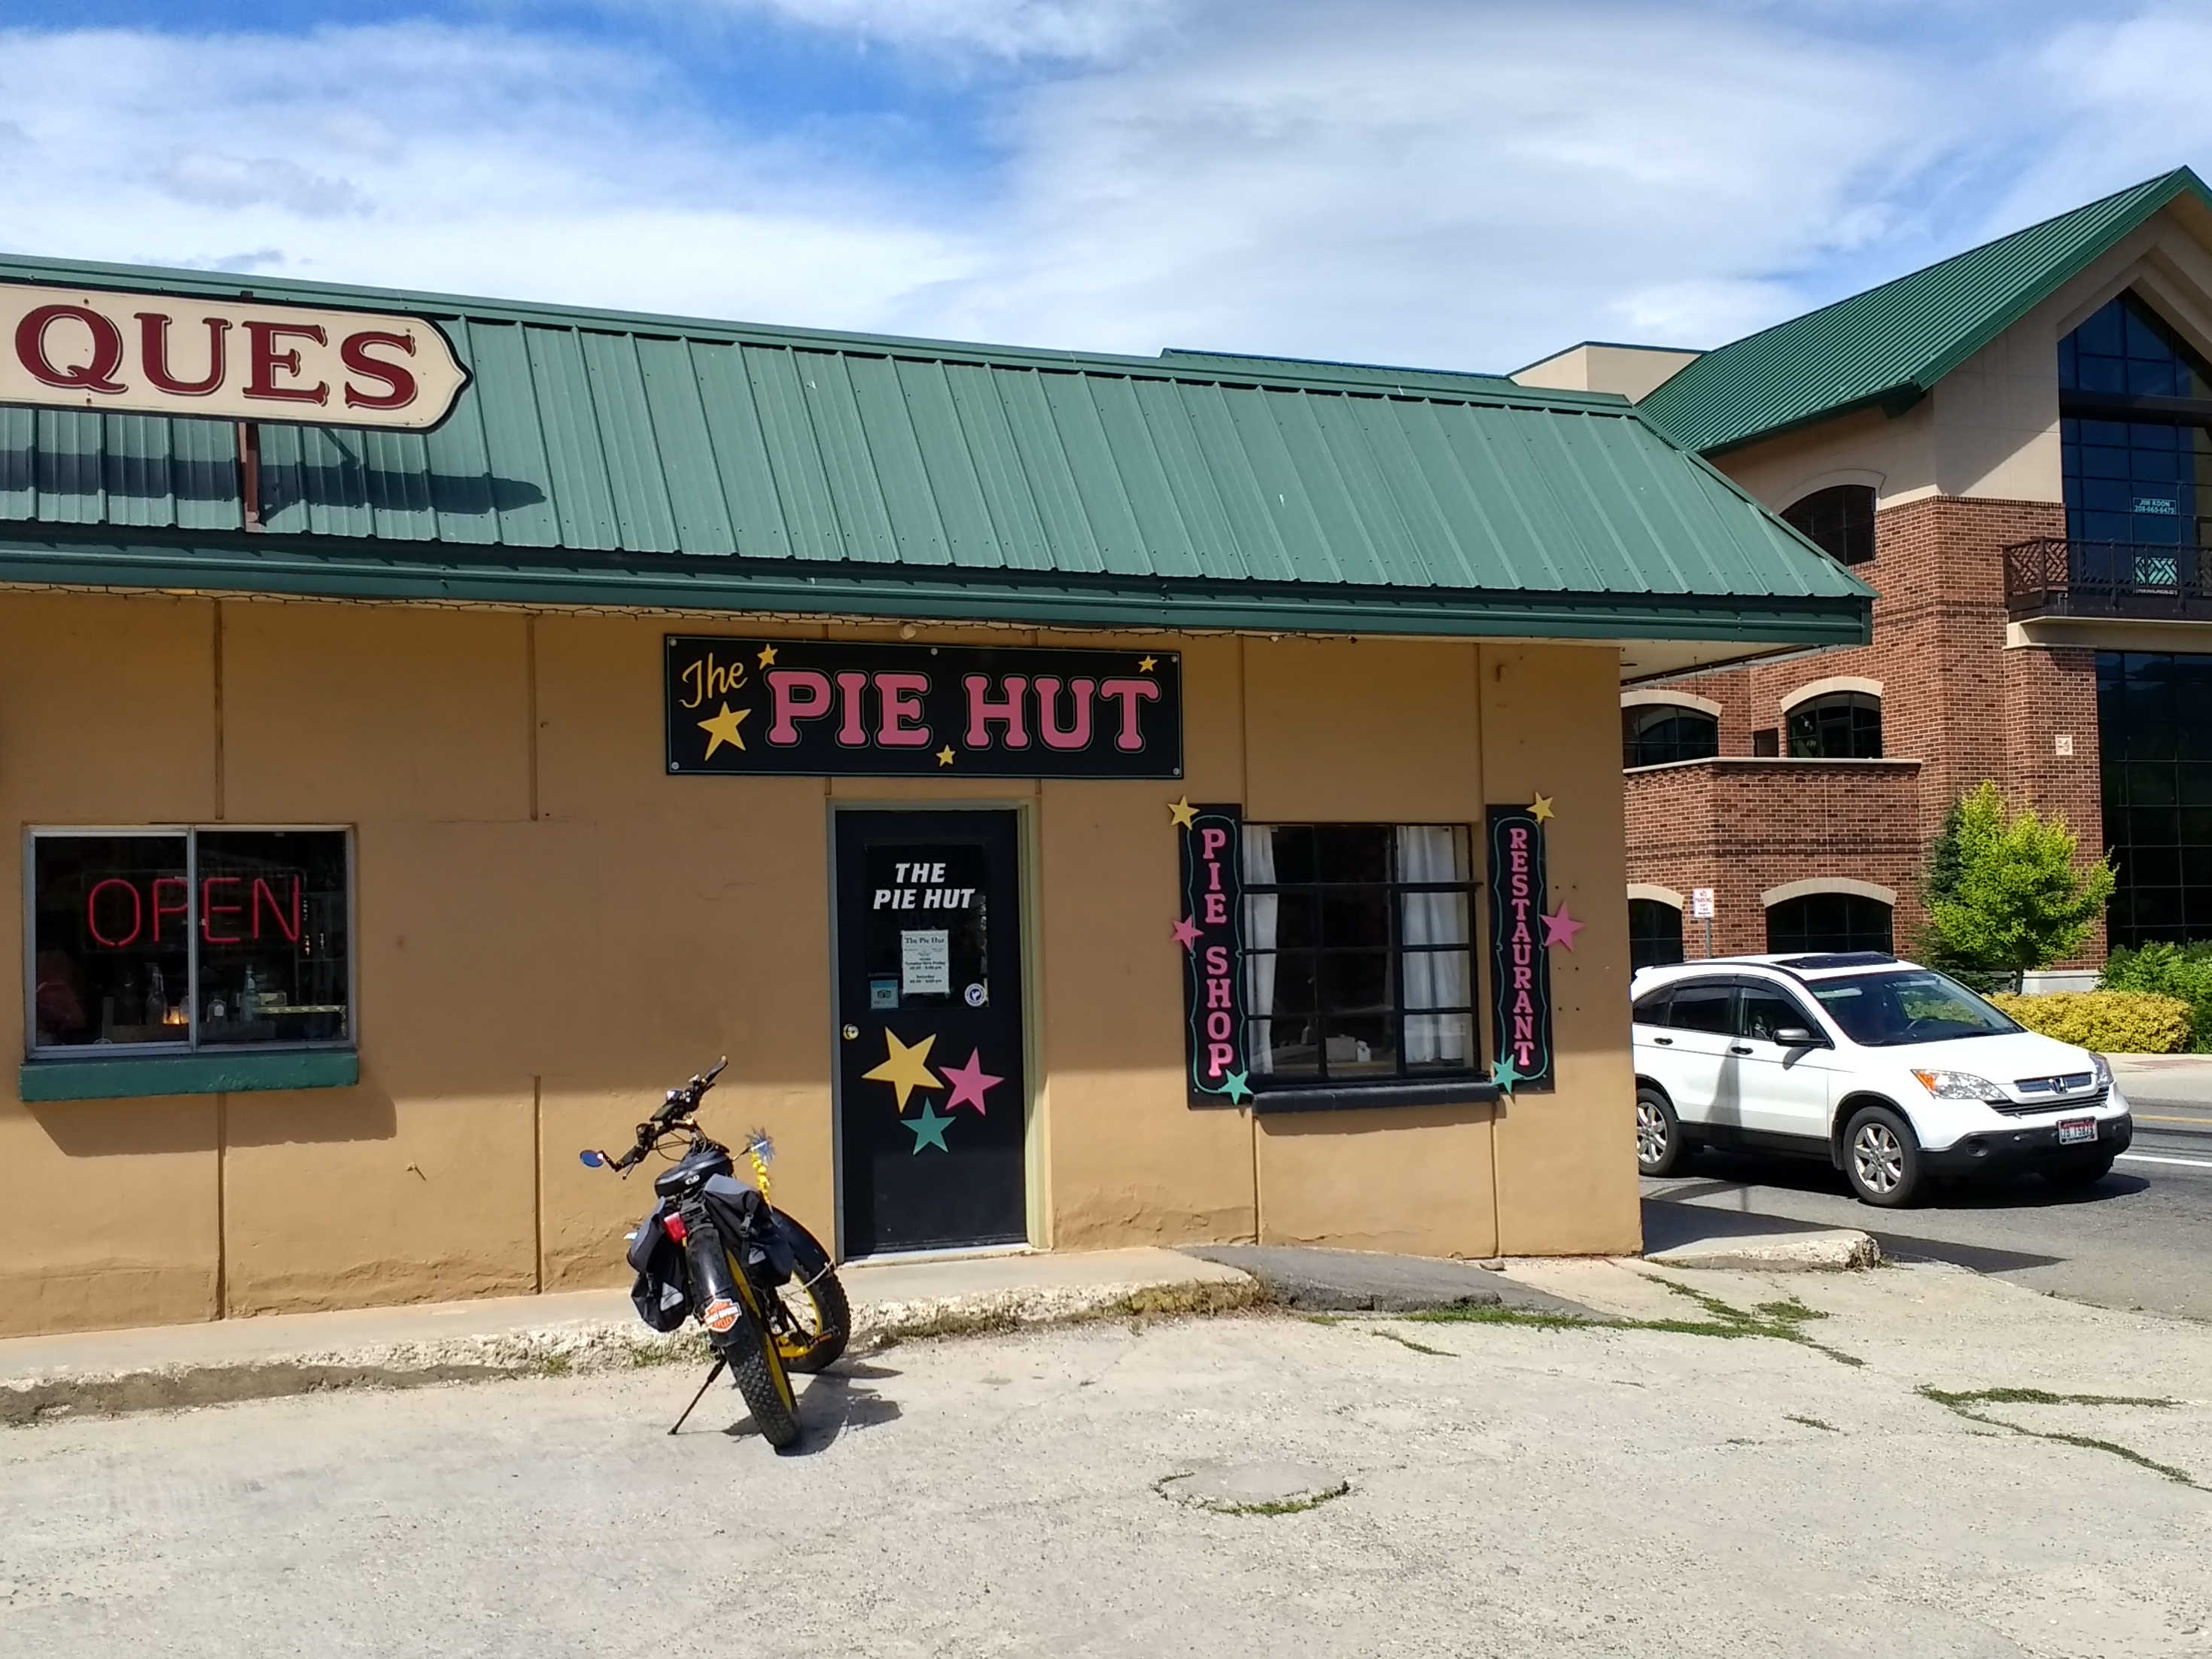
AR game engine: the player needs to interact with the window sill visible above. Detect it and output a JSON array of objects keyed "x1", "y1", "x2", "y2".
[
  {"x1": 1246, "y1": 1079, "x2": 1502, "y2": 1115},
  {"x1": 20, "y1": 1050, "x2": 360, "y2": 1103}
]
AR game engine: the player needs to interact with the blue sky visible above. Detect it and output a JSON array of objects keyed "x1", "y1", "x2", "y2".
[{"x1": 0, "y1": 2, "x2": 2204, "y2": 370}]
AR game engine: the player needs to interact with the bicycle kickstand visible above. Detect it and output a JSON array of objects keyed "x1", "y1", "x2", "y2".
[{"x1": 668, "y1": 1357, "x2": 727, "y2": 1436}]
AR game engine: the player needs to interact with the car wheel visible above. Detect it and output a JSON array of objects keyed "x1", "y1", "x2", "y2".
[
  {"x1": 1636, "y1": 1086, "x2": 1692, "y2": 1177},
  {"x1": 1842, "y1": 1104, "x2": 1923, "y2": 1207},
  {"x1": 2041, "y1": 1151, "x2": 2116, "y2": 1191}
]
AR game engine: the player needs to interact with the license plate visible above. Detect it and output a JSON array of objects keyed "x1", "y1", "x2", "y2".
[{"x1": 2058, "y1": 1119, "x2": 2098, "y2": 1146}]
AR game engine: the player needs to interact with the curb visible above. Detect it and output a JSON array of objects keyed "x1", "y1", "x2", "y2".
[
  {"x1": 2, "y1": 1271, "x2": 1266, "y2": 1427},
  {"x1": 1644, "y1": 1230, "x2": 1883, "y2": 1273}
]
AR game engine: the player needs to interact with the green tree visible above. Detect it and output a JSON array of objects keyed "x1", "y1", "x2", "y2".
[{"x1": 1919, "y1": 782, "x2": 2115, "y2": 986}]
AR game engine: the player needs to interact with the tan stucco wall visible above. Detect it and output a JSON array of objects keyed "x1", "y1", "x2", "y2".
[
  {"x1": 0, "y1": 591, "x2": 1638, "y2": 1336},
  {"x1": 1512, "y1": 342, "x2": 1702, "y2": 401}
]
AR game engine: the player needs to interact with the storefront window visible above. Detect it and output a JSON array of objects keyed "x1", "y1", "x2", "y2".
[
  {"x1": 1786, "y1": 692, "x2": 1882, "y2": 759},
  {"x1": 1621, "y1": 705, "x2": 1720, "y2": 769},
  {"x1": 28, "y1": 828, "x2": 352, "y2": 1057},
  {"x1": 1240, "y1": 824, "x2": 1478, "y2": 1085}
]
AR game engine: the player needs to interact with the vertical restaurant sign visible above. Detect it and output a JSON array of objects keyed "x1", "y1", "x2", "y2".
[
  {"x1": 1486, "y1": 805, "x2": 1555, "y2": 1091},
  {"x1": 1181, "y1": 804, "x2": 1249, "y2": 1107},
  {"x1": 0, "y1": 282, "x2": 470, "y2": 430},
  {"x1": 667, "y1": 637, "x2": 1182, "y2": 778}
]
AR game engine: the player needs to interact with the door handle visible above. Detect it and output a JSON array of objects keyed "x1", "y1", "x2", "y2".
[
  {"x1": 1729, "y1": 1044, "x2": 1754, "y2": 1055},
  {"x1": 1651, "y1": 1036, "x2": 1673, "y2": 1046}
]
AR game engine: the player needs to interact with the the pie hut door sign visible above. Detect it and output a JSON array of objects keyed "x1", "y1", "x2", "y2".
[{"x1": 834, "y1": 809, "x2": 1027, "y2": 1256}]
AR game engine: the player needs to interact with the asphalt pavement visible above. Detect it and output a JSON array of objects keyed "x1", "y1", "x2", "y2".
[
  {"x1": 1642, "y1": 1056, "x2": 2212, "y2": 1323},
  {"x1": 7, "y1": 1266, "x2": 2210, "y2": 1659}
]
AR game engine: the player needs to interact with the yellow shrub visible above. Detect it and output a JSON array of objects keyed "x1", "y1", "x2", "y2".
[{"x1": 1987, "y1": 991, "x2": 2191, "y2": 1055}]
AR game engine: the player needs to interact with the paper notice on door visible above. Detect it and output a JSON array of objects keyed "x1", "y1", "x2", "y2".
[{"x1": 900, "y1": 929, "x2": 951, "y2": 997}]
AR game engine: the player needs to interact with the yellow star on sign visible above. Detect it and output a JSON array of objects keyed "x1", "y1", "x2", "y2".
[
  {"x1": 756, "y1": 644, "x2": 778, "y2": 668},
  {"x1": 697, "y1": 701, "x2": 750, "y2": 759},
  {"x1": 936, "y1": 745, "x2": 957, "y2": 767},
  {"x1": 1529, "y1": 793, "x2": 1555, "y2": 824},
  {"x1": 1137, "y1": 654, "x2": 1158, "y2": 672},
  {"x1": 863, "y1": 1029, "x2": 942, "y2": 1112},
  {"x1": 1168, "y1": 796, "x2": 1198, "y2": 830}
]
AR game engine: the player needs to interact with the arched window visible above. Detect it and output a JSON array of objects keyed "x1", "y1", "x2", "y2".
[
  {"x1": 1628, "y1": 898, "x2": 1684, "y2": 971},
  {"x1": 1786, "y1": 691, "x2": 1881, "y2": 758},
  {"x1": 1622, "y1": 704, "x2": 1720, "y2": 769},
  {"x1": 1782, "y1": 486, "x2": 1876, "y2": 567},
  {"x1": 1766, "y1": 892, "x2": 1893, "y2": 955},
  {"x1": 2058, "y1": 291, "x2": 2212, "y2": 551}
]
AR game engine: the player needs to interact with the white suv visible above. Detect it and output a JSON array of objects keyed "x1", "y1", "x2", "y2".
[{"x1": 1631, "y1": 952, "x2": 2135, "y2": 1207}]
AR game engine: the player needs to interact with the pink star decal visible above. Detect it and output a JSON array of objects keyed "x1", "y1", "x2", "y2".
[
  {"x1": 940, "y1": 1049, "x2": 1003, "y2": 1115},
  {"x1": 1172, "y1": 915, "x2": 1202, "y2": 951},
  {"x1": 1542, "y1": 906, "x2": 1584, "y2": 951}
]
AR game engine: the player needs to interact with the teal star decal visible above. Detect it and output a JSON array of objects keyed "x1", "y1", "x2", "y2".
[
  {"x1": 904, "y1": 1101, "x2": 954, "y2": 1153},
  {"x1": 1489, "y1": 1055, "x2": 1525, "y2": 1094},
  {"x1": 1222, "y1": 1070, "x2": 1252, "y2": 1104}
]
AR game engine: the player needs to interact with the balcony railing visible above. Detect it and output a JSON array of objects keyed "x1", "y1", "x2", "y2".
[{"x1": 2004, "y1": 537, "x2": 2212, "y2": 620}]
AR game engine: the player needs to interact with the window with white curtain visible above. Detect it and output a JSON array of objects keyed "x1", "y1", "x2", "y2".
[{"x1": 1239, "y1": 823, "x2": 1479, "y2": 1087}]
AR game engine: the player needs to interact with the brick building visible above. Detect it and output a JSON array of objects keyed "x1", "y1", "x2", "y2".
[{"x1": 1516, "y1": 167, "x2": 2212, "y2": 985}]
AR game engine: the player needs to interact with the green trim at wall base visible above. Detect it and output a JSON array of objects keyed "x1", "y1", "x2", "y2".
[{"x1": 20, "y1": 1051, "x2": 359, "y2": 1102}]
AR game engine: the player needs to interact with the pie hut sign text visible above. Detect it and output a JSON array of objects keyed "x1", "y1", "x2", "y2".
[
  {"x1": 666, "y1": 637, "x2": 1182, "y2": 779},
  {"x1": 0, "y1": 282, "x2": 470, "y2": 431}
]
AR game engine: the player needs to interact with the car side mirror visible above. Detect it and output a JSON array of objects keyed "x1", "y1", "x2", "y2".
[{"x1": 1774, "y1": 1027, "x2": 1822, "y2": 1048}]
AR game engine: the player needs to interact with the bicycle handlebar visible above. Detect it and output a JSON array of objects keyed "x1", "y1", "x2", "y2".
[{"x1": 580, "y1": 1058, "x2": 728, "y2": 1174}]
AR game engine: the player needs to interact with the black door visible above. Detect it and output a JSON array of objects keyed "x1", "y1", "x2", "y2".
[{"x1": 835, "y1": 810, "x2": 1027, "y2": 1256}]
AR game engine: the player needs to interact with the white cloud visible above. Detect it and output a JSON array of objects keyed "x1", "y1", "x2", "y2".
[
  {"x1": 644, "y1": 0, "x2": 1185, "y2": 60},
  {"x1": 0, "y1": 24, "x2": 978, "y2": 326},
  {"x1": 0, "y1": 5, "x2": 2200, "y2": 378},
  {"x1": 911, "y1": 2, "x2": 1958, "y2": 364}
]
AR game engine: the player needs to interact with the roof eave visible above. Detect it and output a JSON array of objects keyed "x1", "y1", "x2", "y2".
[{"x1": 0, "y1": 532, "x2": 1872, "y2": 652}]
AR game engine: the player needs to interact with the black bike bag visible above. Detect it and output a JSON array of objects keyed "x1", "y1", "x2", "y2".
[
  {"x1": 625, "y1": 1206, "x2": 690, "y2": 1332},
  {"x1": 701, "y1": 1175, "x2": 797, "y2": 1287}
]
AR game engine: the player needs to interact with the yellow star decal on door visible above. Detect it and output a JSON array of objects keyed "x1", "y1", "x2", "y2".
[
  {"x1": 1168, "y1": 796, "x2": 1198, "y2": 830},
  {"x1": 756, "y1": 644, "x2": 779, "y2": 668},
  {"x1": 936, "y1": 745, "x2": 957, "y2": 767},
  {"x1": 697, "y1": 702, "x2": 750, "y2": 759},
  {"x1": 1137, "y1": 655, "x2": 1158, "y2": 672},
  {"x1": 1529, "y1": 793, "x2": 1555, "y2": 824},
  {"x1": 864, "y1": 1029, "x2": 942, "y2": 1112}
]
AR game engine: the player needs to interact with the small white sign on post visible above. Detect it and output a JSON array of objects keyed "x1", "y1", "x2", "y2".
[{"x1": 1690, "y1": 887, "x2": 1716, "y2": 920}]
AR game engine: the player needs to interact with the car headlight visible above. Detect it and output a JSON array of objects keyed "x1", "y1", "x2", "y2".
[
  {"x1": 2089, "y1": 1053, "x2": 2112, "y2": 1089},
  {"x1": 1911, "y1": 1069, "x2": 2008, "y2": 1102}
]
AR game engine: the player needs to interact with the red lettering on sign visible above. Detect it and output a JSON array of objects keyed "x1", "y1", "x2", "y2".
[
  {"x1": 339, "y1": 330, "x2": 419, "y2": 409},
  {"x1": 87, "y1": 878, "x2": 143, "y2": 948},
  {"x1": 875, "y1": 671, "x2": 932, "y2": 747},
  {"x1": 152, "y1": 876, "x2": 189, "y2": 942},
  {"x1": 963, "y1": 674, "x2": 1030, "y2": 749},
  {"x1": 835, "y1": 671, "x2": 869, "y2": 747},
  {"x1": 137, "y1": 312, "x2": 229, "y2": 396},
  {"x1": 244, "y1": 321, "x2": 330, "y2": 404},
  {"x1": 252, "y1": 878, "x2": 302, "y2": 944},
  {"x1": 17, "y1": 304, "x2": 126, "y2": 394},
  {"x1": 766, "y1": 668, "x2": 833, "y2": 744},
  {"x1": 1097, "y1": 678, "x2": 1160, "y2": 750},
  {"x1": 201, "y1": 876, "x2": 245, "y2": 944},
  {"x1": 1033, "y1": 676, "x2": 1095, "y2": 750}
]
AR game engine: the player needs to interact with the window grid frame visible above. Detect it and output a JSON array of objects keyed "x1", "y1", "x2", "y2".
[{"x1": 1240, "y1": 822, "x2": 1482, "y2": 1089}]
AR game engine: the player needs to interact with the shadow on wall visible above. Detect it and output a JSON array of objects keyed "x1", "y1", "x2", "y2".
[
  {"x1": 259, "y1": 464, "x2": 549, "y2": 523},
  {"x1": 26, "y1": 1076, "x2": 398, "y2": 1157}
]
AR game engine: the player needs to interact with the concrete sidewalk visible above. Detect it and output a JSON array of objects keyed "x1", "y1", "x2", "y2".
[{"x1": 0, "y1": 1246, "x2": 1257, "y2": 1425}]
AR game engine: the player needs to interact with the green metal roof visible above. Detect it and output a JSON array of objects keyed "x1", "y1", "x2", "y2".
[
  {"x1": 1640, "y1": 167, "x2": 2212, "y2": 455},
  {"x1": 0, "y1": 252, "x2": 1868, "y2": 648}
]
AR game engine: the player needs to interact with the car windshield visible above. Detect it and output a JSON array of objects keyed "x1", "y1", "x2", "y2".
[{"x1": 1808, "y1": 970, "x2": 2021, "y2": 1047}]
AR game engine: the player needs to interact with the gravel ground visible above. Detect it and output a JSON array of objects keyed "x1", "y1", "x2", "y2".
[{"x1": 3, "y1": 1263, "x2": 2207, "y2": 1659}]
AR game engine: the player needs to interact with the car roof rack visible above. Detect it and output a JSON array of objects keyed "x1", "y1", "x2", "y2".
[{"x1": 1770, "y1": 951, "x2": 1897, "y2": 970}]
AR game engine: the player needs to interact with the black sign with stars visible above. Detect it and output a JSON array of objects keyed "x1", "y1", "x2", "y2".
[{"x1": 665, "y1": 637, "x2": 1183, "y2": 778}]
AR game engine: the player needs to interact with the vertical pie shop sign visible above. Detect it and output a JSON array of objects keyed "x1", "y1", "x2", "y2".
[
  {"x1": 1174, "y1": 800, "x2": 1250, "y2": 1106},
  {"x1": 1486, "y1": 802, "x2": 1556, "y2": 1091}
]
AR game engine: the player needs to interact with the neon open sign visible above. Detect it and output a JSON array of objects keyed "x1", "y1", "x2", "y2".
[{"x1": 82, "y1": 875, "x2": 304, "y2": 949}]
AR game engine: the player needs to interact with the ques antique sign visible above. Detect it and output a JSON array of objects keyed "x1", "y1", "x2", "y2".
[
  {"x1": 0, "y1": 282, "x2": 470, "y2": 431},
  {"x1": 666, "y1": 637, "x2": 1182, "y2": 778}
]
